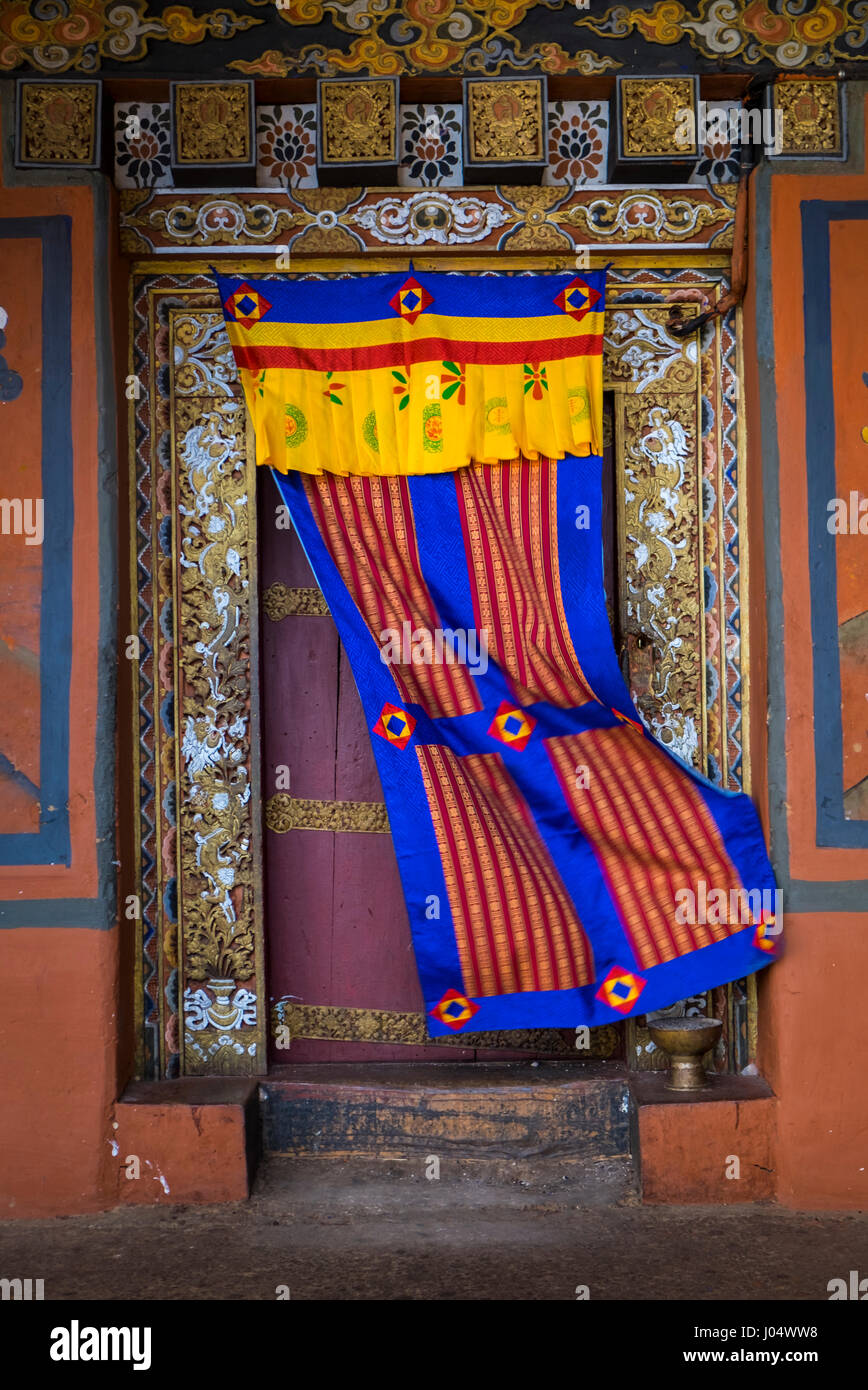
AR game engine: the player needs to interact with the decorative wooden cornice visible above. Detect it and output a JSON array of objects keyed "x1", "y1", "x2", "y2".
[{"x1": 119, "y1": 184, "x2": 737, "y2": 257}]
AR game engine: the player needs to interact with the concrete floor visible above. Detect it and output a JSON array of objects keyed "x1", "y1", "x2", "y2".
[{"x1": 1, "y1": 1158, "x2": 867, "y2": 1300}]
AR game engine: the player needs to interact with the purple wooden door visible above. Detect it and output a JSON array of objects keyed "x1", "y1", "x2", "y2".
[{"x1": 260, "y1": 471, "x2": 475, "y2": 1063}]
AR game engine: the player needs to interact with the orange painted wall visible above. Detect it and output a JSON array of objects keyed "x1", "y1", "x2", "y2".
[
  {"x1": 0, "y1": 129, "x2": 123, "y2": 1215},
  {"x1": 0, "y1": 931, "x2": 118, "y2": 1216},
  {"x1": 760, "y1": 914, "x2": 868, "y2": 1209},
  {"x1": 0, "y1": 180, "x2": 105, "y2": 900},
  {"x1": 765, "y1": 156, "x2": 868, "y2": 881},
  {"x1": 743, "y1": 99, "x2": 868, "y2": 1209}
]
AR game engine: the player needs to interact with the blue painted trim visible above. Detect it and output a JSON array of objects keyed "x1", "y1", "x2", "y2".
[
  {"x1": 0, "y1": 897, "x2": 111, "y2": 929},
  {"x1": 801, "y1": 200, "x2": 868, "y2": 849},
  {"x1": 0, "y1": 216, "x2": 72, "y2": 866}
]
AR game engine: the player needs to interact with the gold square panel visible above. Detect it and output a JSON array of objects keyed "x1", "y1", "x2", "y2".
[
  {"x1": 772, "y1": 79, "x2": 843, "y2": 157},
  {"x1": 464, "y1": 78, "x2": 546, "y2": 166},
  {"x1": 618, "y1": 76, "x2": 698, "y2": 160},
  {"x1": 317, "y1": 79, "x2": 399, "y2": 166},
  {"x1": 171, "y1": 81, "x2": 255, "y2": 169},
  {"x1": 16, "y1": 80, "x2": 101, "y2": 167}
]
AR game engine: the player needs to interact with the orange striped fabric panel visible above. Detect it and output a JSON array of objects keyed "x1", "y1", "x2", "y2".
[
  {"x1": 547, "y1": 727, "x2": 746, "y2": 971},
  {"x1": 416, "y1": 745, "x2": 594, "y2": 997},
  {"x1": 305, "y1": 472, "x2": 482, "y2": 718},
  {"x1": 456, "y1": 456, "x2": 597, "y2": 708}
]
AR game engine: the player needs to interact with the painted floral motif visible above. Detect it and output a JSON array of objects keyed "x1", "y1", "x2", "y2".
[
  {"x1": 523, "y1": 363, "x2": 549, "y2": 400},
  {"x1": 256, "y1": 105, "x2": 317, "y2": 189},
  {"x1": 392, "y1": 370, "x2": 410, "y2": 411},
  {"x1": 544, "y1": 101, "x2": 609, "y2": 186},
  {"x1": 485, "y1": 397, "x2": 511, "y2": 434},
  {"x1": 113, "y1": 102, "x2": 172, "y2": 189},
  {"x1": 568, "y1": 385, "x2": 590, "y2": 423},
  {"x1": 398, "y1": 104, "x2": 462, "y2": 188},
  {"x1": 322, "y1": 371, "x2": 345, "y2": 405},
  {"x1": 363, "y1": 410, "x2": 380, "y2": 453},
  {"x1": 690, "y1": 101, "x2": 741, "y2": 185},
  {"x1": 422, "y1": 403, "x2": 443, "y2": 452},
  {"x1": 440, "y1": 361, "x2": 466, "y2": 403},
  {"x1": 284, "y1": 404, "x2": 308, "y2": 447}
]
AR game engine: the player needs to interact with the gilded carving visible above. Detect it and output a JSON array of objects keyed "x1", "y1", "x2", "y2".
[
  {"x1": 773, "y1": 79, "x2": 843, "y2": 156},
  {"x1": 169, "y1": 308, "x2": 266, "y2": 1075},
  {"x1": 16, "y1": 80, "x2": 100, "y2": 165},
  {"x1": 496, "y1": 186, "x2": 573, "y2": 252},
  {"x1": 318, "y1": 78, "x2": 398, "y2": 164},
  {"x1": 273, "y1": 1000, "x2": 619, "y2": 1057},
  {"x1": 618, "y1": 76, "x2": 697, "y2": 158},
  {"x1": 266, "y1": 794, "x2": 390, "y2": 835},
  {"x1": 171, "y1": 81, "x2": 254, "y2": 167},
  {"x1": 464, "y1": 78, "x2": 545, "y2": 165},
  {"x1": 119, "y1": 187, "x2": 737, "y2": 255},
  {"x1": 560, "y1": 190, "x2": 734, "y2": 246},
  {"x1": 263, "y1": 583, "x2": 330, "y2": 619},
  {"x1": 352, "y1": 192, "x2": 509, "y2": 247},
  {"x1": 607, "y1": 306, "x2": 702, "y2": 769}
]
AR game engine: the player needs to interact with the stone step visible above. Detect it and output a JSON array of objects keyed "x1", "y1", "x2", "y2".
[{"x1": 260, "y1": 1062, "x2": 632, "y2": 1170}]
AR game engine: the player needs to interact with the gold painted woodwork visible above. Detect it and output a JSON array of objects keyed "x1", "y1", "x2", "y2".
[
  {"x1": 273, "y1": 1001, "x2": 619, "y2": 1057},
  {"x1": 118, "y1": 186, "x2": 736, "y2": 256},
  {"x1": 319, "y1": 79, "x2": 398, "y2": 164},
  {"x1": 169, "y1": 305, "x2": 266, "y2": 1074},
  {"x1": 606, "y1": 305, "x2": 703, "y2": 769},
  {"x1": 465, "y1": 78, "x2": 545, "y2": 164},
  {"x1": 619, "y1": 77, "x2": 698, "y2": 158},
  {"x1": 18, "y1": 81, "x2": 99, "y2": 164},
  {"x1": 263, "y1": 583, "x2": 330, "y2": 619},
  {"x1": 172, "y1": 82, "x2": 253, "y2": 166},
  {"x1": 266, "y1": 794, "x2": 389, "y2": 835},
  {"x1": 773, "y1": 79, "x2": 842, "y2": 156}
]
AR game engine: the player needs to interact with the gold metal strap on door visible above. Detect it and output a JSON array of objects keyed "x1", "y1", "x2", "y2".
[
  {"x1": 272, "y1": 1001, "x2": 619, "y2": 1057},
  {"x1": 262, "y1": 583, "x2": 329, "y2": 619},
  {"x1": 265, "y1": 793, "x2": 389, "y2": 834}
]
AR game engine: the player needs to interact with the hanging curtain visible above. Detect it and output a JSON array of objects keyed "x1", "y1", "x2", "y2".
[{"x1": 217, "y1": 268, "x2": 779, "y2": 1037}]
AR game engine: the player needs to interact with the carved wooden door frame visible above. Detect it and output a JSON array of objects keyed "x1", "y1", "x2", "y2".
[{"x1": 123, "y1": 186, "x2": 753, "y2": 1079}]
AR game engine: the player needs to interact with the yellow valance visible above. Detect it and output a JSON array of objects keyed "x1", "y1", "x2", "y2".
[{"x1": 217, "y1": 269, "x2": 606, "y2": 477}]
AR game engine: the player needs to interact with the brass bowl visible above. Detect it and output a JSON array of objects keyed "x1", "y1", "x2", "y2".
[{"x1": 647, "y1": 1016, "x2": 723, "y2": 1091}]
